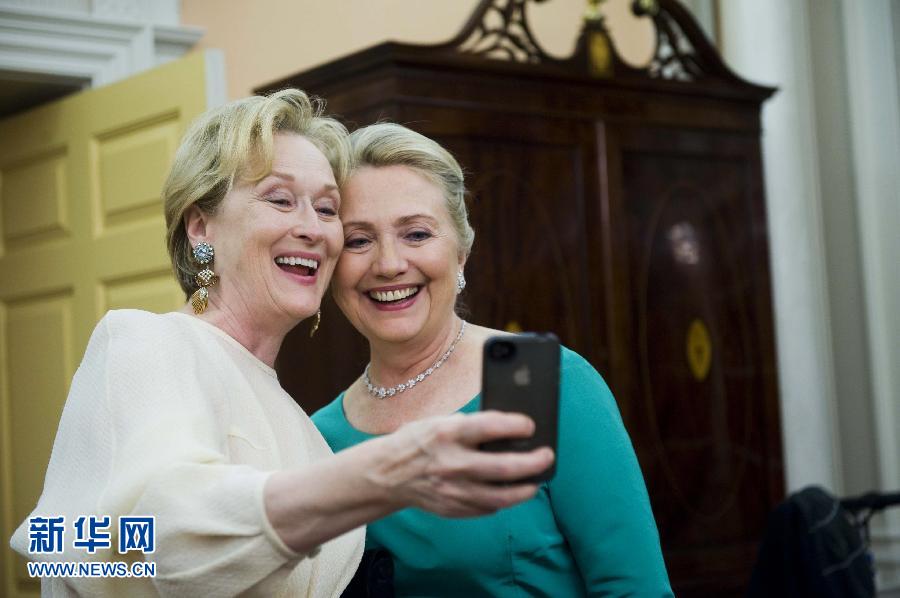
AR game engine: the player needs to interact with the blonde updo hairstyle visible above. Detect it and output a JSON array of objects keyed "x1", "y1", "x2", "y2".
[
  {"x1": 348, "y1": 123, "x2": 474, "y2": 258},
  {"x1": 164, "y1": 89, "x2": 350, "y2": 297}
]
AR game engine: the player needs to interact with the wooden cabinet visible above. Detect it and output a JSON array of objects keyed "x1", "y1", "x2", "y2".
[{"x1": 260, "y1": 1, "x2": 783, "y2": 595}]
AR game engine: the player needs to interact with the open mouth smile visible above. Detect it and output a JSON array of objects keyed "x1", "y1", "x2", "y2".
[
  {"x1": 366, "y1": 285, "x2": 421, "y2": 309},
  {"x1": 275, "y1": 255, "x2": 319, "y2": 280}
]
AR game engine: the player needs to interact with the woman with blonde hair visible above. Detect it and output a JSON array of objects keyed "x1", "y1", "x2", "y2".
[
  {"x1": 315, "y1": 122, "x2": 673, "y2": 596},
  {"x1": 10, "y1": 91, "x2": 553, "y2": 597}
]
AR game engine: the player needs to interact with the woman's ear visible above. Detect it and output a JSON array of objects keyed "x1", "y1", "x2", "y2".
[{"x1": 183, "y1": 205, "x2": 208, "y2": 247}]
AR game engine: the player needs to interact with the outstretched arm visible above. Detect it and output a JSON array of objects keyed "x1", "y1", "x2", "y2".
[{"x1": 265, "y1": 411, "x2": 555, "y2": 553}]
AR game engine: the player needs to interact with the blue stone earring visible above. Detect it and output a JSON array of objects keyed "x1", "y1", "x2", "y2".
[{"x1": 190, "y1": 242, "x2": 218, "y2": 314}]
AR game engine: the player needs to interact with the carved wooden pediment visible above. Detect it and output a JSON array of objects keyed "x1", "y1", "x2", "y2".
[{"x1": 429, "y1": 0, "x2": 769, "y2": 95}]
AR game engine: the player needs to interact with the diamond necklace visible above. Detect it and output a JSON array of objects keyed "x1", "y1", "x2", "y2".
[{"x1": 364, "y1": 320, "x2": 467, "y2": 399}]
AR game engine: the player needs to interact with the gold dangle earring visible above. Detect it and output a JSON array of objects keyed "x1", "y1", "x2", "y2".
[
  {"x1": 309, "y1": 309, "x2": 321, "y2": 338},
  {"x1": 190, "y1": 242, "x2": 219, "y2": 315}
]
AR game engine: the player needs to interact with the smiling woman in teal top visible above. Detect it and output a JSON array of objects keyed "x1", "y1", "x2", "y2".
[{"x1": 314, "y1": 122, "x2": 673, "y2": 597}]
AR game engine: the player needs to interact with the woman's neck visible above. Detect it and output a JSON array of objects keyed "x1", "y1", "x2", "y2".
[
  {"x1": 179, "y1": 294, "x2": 292, "y2": 367},
  {"x1": 367, "y1": 316, "x2": 463, "y2": 387}
]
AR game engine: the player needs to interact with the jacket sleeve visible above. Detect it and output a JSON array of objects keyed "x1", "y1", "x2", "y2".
[{"x1": 548, "y1": 350, "x2": 674, "y2": 597}]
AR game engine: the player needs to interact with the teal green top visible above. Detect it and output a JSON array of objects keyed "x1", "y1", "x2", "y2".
[{"x1": 313, "y1": 347, "x2": 673, "y2": 597}]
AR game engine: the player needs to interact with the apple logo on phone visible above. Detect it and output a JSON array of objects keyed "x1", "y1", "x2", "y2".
[{"x1": 513, "y1": 365, "x2": 531, "y2": 386}]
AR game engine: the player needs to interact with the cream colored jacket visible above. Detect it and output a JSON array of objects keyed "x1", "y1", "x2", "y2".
[{"x1": 10, "y1": 309, "x2": 364, "y2": 597}]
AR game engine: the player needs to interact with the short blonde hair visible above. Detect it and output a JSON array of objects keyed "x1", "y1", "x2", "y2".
[
  {"x1": 348, "y1": 123, "x2": 474, "y2": 257},
  {"x1": 164, "y1": 89, "x2": 350, "y2": 297}
]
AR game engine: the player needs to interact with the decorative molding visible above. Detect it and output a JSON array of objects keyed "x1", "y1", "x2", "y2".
[
  {"x1": 0, "y1": 0, "x2": 180, "y2": 26},
  {"x1": 0, "y1": 3, "x2": 202, "y2": 88},
  {"x1": 153, "y1": 23, "x2": 205, "y2": 65},
  {"x1": 644, "y1": 5, "x2": 699, "y2": 81},
  {"x1": 451, "y1": 0, "x2": 551, "y2": 63},
  {"x1": 629, "y1": 0, "x2": 749, "y2": 85},
  {"x1": 429, "y1": 0, "x2": 768, "y2": 93}
]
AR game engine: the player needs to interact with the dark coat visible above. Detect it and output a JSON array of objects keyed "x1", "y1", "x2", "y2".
[{"x1": 747, "y1": 485, "x2": 874, "y2": 598}]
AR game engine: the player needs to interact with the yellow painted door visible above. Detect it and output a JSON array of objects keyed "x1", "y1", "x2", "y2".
[{"x1": 0, "y1": 51, "x2": 219, "y2": 597}]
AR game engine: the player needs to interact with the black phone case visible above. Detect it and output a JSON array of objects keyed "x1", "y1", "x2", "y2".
[{"x1": 480, "y1": 333, "x2": 560, "y2": 482}]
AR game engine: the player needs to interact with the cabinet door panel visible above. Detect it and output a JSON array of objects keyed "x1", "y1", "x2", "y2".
[{"x1": 607, "y1": 125, "x2": 781, "y2": 595}]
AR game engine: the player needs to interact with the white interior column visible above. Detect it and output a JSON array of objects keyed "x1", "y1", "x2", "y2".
[
  {"x1": 841, "y1": 0, "x2": 900, "y2": 591},
  {"x1": 717, "y1": 0, "x2": 842, "y2": 493}
]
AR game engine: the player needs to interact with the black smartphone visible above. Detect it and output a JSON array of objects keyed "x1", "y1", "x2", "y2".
[{"x1": 480, "y1": 333, "x2": 560, "y2": 482}]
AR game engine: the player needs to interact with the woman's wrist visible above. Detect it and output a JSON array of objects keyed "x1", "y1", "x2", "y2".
[
  {"x1": 356, "y1": 431, "x2": 425, "y2": 511},
  {"x1": 263, "y1": 438, "x2": 407, "y2": 554}
]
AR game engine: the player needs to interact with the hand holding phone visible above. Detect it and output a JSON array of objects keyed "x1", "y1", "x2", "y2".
[{"x1": 480, "y1": 333, "x2": 560, "y2": 482}]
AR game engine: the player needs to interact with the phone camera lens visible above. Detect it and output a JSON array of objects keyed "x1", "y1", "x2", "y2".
[{"x1": 489, "y1": 340, "x2": 516, "y2": 361}]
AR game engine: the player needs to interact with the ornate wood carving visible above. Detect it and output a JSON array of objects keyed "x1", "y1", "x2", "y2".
[
  {"x1": 441, "y1": 0, "x2": 555, "y2": 63},
  {"x1": 426, "y1": 0, "x2": 765, "y2": 91},
  {"x1": 639, "y1": 1, "x2": 702, "y2": 80},
  {"x1": 629, "y1": 0, "x2": 751, "y2": 84}
]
